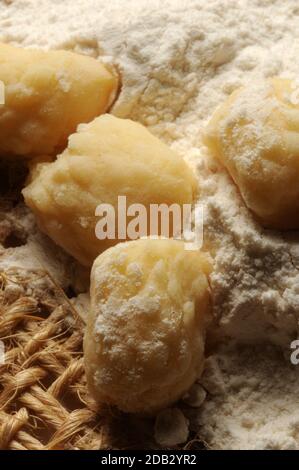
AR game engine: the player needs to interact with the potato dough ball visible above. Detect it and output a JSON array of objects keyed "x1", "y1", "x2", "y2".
[
  {"x1": 23, "y1": 115, "x2": 197, "y2": 266},
  {"x1": 0, "y1": 42, "x2": 118, "y2": 157},
  {"x1": 203, "y1": 78, "x2": 299, "y2": 229},
  {"x1": 84, "y1": 239, "x2": 211, "y2": 414}
]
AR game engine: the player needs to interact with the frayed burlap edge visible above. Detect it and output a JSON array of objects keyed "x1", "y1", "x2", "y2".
[{"x1": 0, "y1": 268, "x2": 117, "y2": 450}]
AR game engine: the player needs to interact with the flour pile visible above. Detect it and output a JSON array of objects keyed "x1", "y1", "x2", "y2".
[{"x1": 1, "y1": 0, "x2": 299, "y2": 449}]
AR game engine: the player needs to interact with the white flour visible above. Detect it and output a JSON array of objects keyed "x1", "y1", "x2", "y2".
[
  {"x1": 197, "y1": 343, "x2": 299, "y2": 450},
  {"x1": 1, "y1": 0, "x2": 299, "y2": 449}
]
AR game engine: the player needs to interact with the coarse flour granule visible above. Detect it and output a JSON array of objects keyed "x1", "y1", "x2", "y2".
[{"x1": 1, "y1": 0, "x2": 299, "y2": 449}]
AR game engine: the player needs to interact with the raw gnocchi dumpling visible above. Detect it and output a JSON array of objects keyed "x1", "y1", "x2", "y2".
[
  {"x1": 84, "y1": 239, "x2": 211, "y2": 414},
  {"x1": 0, "y1": 42, "x2": 118, "y2": 157},
  {"x1": 204, "y1": 78, "x2": 299, "y2": 229},
  {"x1": 23, "y1": 115, "x2": 197, "y2": 266}
]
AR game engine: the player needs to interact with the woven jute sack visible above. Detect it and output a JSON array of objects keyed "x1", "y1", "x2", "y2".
[{"x1": 0, "y1": 267, "x2": 115, "y2": 450}]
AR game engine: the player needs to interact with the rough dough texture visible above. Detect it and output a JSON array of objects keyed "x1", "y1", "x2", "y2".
[
  {"x1": 0, "y1": 42, "x2": 118, "y2": 157},
  {"x1": 203, "y1": 78, "x2": 299, "y2": 230},
  {"x1": 23, "y1": 114, "x2": 197, "y2": 266},
  {"x1": 84, "y1": 239, "x2": 211, "y2": 414}
]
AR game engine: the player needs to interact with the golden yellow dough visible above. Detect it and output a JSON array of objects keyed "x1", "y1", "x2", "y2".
[
  {"x1": 0, "y1": 42, "x2": 118, "y2": 157},
  {"x1": 23, "y1": 115, "x2": 197, "y2": 266},
  {"x1": 84, "y1": 239, "x2": 211, "y2": 414},
  {"x1": 203, "y1": 78, "x2": 299, "y2": 230}
]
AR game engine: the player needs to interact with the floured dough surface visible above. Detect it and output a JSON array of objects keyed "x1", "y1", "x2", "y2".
[
  {"x1": 23, "y1": 114, "x2": 196, "y2": 266},
  {"x1": 204, "y1": 78, "x2": 299, "y2": 229},
  {"x1": 0, "y1": 43, "x2": 118, "y2": 157},
  {"x1": 84, "y1": 239, "x2": 211, "y2": 414}
]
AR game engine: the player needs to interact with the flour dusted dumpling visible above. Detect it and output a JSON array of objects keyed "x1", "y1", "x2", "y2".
[
  {"x1": 23, "y1": 115, "x2": 197, "y2": 266},
  {"x1": 0, "y1": 42, "x2": 118, "y2": 157},
  {"x1": 84, "y1": 239, "x2": 211, "y2": 414},
  {"x1": 204, "y1": 78, "x2": 299, "y2": 229}
]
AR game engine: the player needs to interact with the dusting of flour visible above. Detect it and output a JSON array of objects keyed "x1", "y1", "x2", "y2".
[{"x1": 1, "y1": 0, "x2": 299, "y2": 449}]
